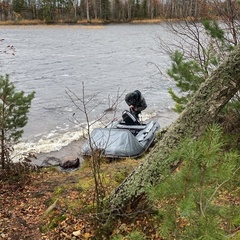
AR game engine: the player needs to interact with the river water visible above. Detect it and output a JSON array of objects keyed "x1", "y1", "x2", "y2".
[{"x1": 0, "y1": 24, "x2": 178, "y2": 159}]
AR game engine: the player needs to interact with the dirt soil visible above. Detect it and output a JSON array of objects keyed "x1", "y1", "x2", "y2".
[{"x1": 0, "y1": 157, "x2": 161, "y2": 240}]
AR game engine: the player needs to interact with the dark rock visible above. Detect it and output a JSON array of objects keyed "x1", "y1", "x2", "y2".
[{"x1": 60, "y1": 157, "x2": 80, "y2": 169}]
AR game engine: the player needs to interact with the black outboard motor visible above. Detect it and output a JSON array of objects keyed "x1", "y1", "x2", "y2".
[{"x1": 122, "y1": 110, "x2": 140, "y2": 125}]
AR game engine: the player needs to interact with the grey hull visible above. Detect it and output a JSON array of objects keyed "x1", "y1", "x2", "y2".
[{"x1": 82, "y1": 120, "x2": 160, "y2": 158}]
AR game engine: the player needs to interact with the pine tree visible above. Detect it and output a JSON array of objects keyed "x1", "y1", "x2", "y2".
[
  {"x1": 167, "y1": 51, "x2": 205, "y2": 113},
  {"x1": 0, "y1": 74, "x2": 35, "y2": 169},
  {"x1": 148, "y1": 125, "x2": 240, "y2": 239},
  {"x1": 167, "y1": 18, "x2": 237, "y2": 113},
  {"x1": 12, "y1": 0, "x2": 27, "y2": 14},
  {"x1": 42, "y1": 0, "x2": 55, "y2": 23}
]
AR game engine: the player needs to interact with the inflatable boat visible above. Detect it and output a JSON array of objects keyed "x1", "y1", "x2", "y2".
[{"x1": 82, "y1": 110, "x2": 160, "y2": 158}]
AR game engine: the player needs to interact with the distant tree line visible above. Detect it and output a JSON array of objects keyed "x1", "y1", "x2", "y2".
[{"x1": 0, "y1": 0, "x2": 239, "y2": 23}]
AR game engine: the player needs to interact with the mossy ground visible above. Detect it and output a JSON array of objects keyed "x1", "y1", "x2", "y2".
[{"x1": 0, "y1": 157, "x2": 161, "y2": 239}]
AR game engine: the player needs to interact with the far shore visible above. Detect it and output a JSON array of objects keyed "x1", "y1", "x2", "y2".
[{"x1": 0, "y1": 18, "x2": 185, "y2": 26}]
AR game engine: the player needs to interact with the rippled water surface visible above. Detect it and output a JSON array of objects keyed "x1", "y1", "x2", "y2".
[{"x1": 0, "y1": 24, "x2": 178, "y2": 154}]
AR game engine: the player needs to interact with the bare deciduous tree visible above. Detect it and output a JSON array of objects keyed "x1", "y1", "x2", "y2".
[{"x1": 66, "y1": 83, "x2": 124, "y2": 213}]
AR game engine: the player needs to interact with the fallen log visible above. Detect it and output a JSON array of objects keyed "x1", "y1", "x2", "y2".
[{"x1": 107, "y1": 44, "x2": 240, "y2": 213}]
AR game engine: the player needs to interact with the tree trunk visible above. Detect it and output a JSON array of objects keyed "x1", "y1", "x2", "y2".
[
  {"x1": 86, "y1": 0, "x2": 90, "y2": 22},
  {"x1": 107, "y1": 44, "x2": 240, "y2": 213}
]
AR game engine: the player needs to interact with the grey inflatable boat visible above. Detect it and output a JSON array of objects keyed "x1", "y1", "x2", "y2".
[{"x1": 82, "y1": 110, "x2": 160, "y2": 158}]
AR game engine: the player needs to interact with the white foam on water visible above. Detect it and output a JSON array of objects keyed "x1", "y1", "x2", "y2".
[
  {"x1": 13, "y1": 120, "x2": 106, "y2": 161},
  {"x1": 12, "y1": 109, "x2": 175, "y2": 162},
  {"x1": 140, "y1": 111, "x2": 158, "y2": 121}
]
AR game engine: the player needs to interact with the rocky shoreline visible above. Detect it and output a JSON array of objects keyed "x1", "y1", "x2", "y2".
[
  {"x1": 27, "y1": 110, "x2": 177, "y2": 169},
  {"x1": 28, "y1": 137, "x2": 85, "y2": 169}
]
